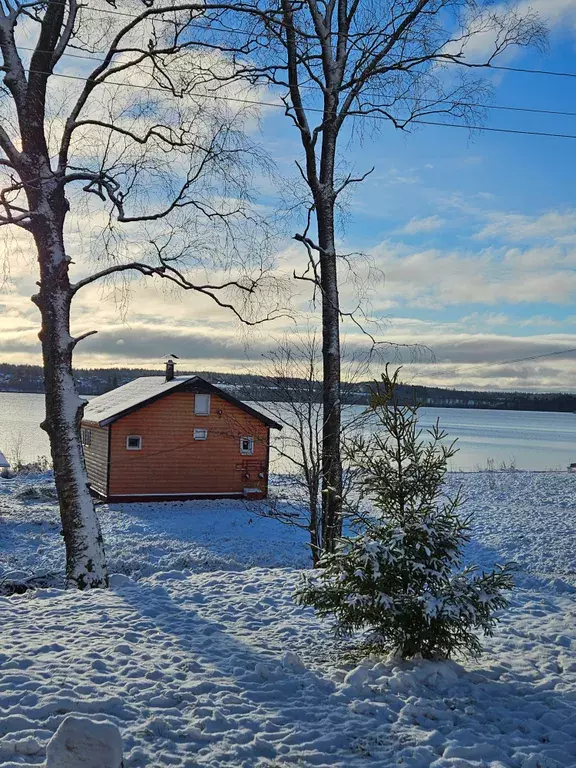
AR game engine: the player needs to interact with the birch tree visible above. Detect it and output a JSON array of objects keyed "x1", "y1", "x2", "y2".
[
  {"x1": 0, "y1": 0, "x2": 282, "y2": 588},
  {"x1": 217, "y1": 0, "x2": 544, "y2": 554}
]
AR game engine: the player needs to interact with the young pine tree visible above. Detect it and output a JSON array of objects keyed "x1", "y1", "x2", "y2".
[{"x1": 295, "y1": 367, "x2": 514, "y2": 660}]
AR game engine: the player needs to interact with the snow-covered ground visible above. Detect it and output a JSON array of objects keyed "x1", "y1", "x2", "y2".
[{"x1": 1, "y1": 471, "x2": 576, "y2": 767}]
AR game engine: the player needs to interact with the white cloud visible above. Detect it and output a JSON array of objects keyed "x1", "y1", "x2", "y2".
[
  {"x1": 476, "y1": 210, "x2": 576, "y2": 244},
  {"x1": 446, "y1": 0, "x2": 576, "y2": 63},
  {"x1": 398, "y1": 215, "x2": 446, "y2": 235},
  {"x1": 379, "y1": 323, "x2": 576, "y2": 392},
  {"x1": 460, "y1": 312, "x2": 510, "y2": 328},
  {"x1": 367, "y1": 238, "x2": 576, "y2": 308}
]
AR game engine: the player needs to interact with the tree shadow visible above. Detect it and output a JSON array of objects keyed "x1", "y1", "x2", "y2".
[
  {"x1": 111, "y1": 574, "x2": 576, "y2": 768},
  {"x1": 110, "y1": 573, "x2": 339, "y2": 757}
]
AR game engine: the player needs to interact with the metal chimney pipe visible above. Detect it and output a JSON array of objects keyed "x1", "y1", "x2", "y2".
[{"x1": 165, "y1": 358, "x2": 175, "y2": 382}]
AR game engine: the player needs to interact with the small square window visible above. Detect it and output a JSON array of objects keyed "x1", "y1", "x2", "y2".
[
  {"x1": 194, "y1": 393, "x2": 211, "y2": 415},
  {"x1": 194, "y1": 428, "x2": 208, "y2": 440},
  {"x1": 126, "y1": 435, "x2": 142, "y2": 451},
  {"x1": 240, "y1": 437, "x2": 254, "y2": 455},
  {"x1": 81, "y1": 429, "x2": 92, "y2": 447}
]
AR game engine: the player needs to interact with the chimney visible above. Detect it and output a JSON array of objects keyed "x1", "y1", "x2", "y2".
[{"x1": 165, "y1": 358, "x2": 175, "y2": 382}]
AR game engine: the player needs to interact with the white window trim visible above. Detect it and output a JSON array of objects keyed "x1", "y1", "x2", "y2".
[
  {"x1": 194, "y1": 428, "x2": 208, "y2": 441},
  {"x1": 81, "y1": 429, "x2": 92, "y2": 447},
  {"x1": 240, "y1": 436, "x2": 254, "y2": 456},
  {"x1": 126, "y1": 435, "x2": 142, "y2": 451},
  {"x1": 194, "y1": 393, "x2": 211, "y2": 416}
]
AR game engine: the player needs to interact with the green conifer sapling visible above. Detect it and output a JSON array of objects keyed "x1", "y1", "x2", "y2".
[{"x1": 295, "y1": 367, "x2": 515, "y2": 659}]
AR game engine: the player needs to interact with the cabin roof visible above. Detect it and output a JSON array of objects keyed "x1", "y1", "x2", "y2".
[{"x1": 82, "y1": 375, "x2": 282, "y2": 430}]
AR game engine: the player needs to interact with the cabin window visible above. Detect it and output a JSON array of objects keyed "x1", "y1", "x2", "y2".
[
  {"x1": 240, "y1": 436, "x2": 254, "y2": 455},
  {"x1": 81, "y1": 429, "x2": 92, "y2": 447},
  {"x1": 194, "y1": 393, "x2": 211, "y2": 415},
  {"x1": 194, "y1": 428, "x2": 208, "y2": 440},
  {"x1": 126, "y1": 435, "x2": 142, "y2": 451}
]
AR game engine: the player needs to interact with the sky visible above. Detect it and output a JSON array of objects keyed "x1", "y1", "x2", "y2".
[{"x1": 3, "y1": 0, "x2": 576, "y2": 392}]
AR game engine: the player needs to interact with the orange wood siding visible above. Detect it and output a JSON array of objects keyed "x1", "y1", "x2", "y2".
[
  {"x1": 108, "y1": 392, "x2": 269, "y2": 497},
  {"x1": 82, "y1": 424, "x2": 109, "y2": 497}
]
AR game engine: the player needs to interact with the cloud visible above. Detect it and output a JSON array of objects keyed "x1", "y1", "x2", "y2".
[
  {"x1": 80, "y1": 324, "x2": 268, "y2": 365},
  {"x1": 367, "y1": 236, "x2": 576, "y2": 308},
  {"x1": 398, "y1": 215, "x2": 446, "y2": 235},
  {"x1": 476, "y1": 210, "x2": 576, "y2": 244},
  {"x1": 460, "y1": 312, "x2": 510, "y2": 328},
  {"x1": 384, "y1": 324, "x2": 576, "y2": 392},
  {"x1": 446, "y1": 0, "x2": 576, "y2": 63}
]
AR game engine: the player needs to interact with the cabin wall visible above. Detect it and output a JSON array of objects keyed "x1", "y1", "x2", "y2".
[
  {"x1": 107, "y1": 392, "x2": 269, "y2": 498},
  {"x1": 81, "y1": 424, "x2": 109, "y2": 497}
]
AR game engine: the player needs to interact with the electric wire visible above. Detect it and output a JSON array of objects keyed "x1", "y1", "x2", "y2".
[
  {"x1": 5, "y1": 64, "x2": 576, "y2": 143},
  {"x1": 410, "y1": 346, "x2": 576, "y2": 385},
  {"x1": 12, "y1": 43, "x2": 576, "y2": 122}
]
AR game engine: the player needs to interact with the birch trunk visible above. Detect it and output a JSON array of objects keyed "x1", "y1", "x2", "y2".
[
  {"x1": 317, "y1": 202, "x2": 342, "y2": 554},
  {"x1": 315, "y1": 120, "x2": 343, "y2": 552},
  {"x1": 30, "y1": 176, "x2": 108, "y2": 588}
]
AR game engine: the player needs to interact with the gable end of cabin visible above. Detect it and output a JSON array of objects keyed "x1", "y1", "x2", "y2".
[{"x1": 80, "y1": 423, "x2": 110, "y2": 499}]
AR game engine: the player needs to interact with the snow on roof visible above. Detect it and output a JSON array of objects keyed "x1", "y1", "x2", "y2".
[
  {"x1": 0, "y1": 450, "x2": 10, "y2": 468},
  {"x1": 82, "y1": 375, "x2": 282, "y2": 429},
  {"x1": 83, "y1": 375, "x2": 196, "y2": 426}
]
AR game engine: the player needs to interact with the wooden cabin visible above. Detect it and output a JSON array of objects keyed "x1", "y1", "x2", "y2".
[{"x1": 81, "y1": 364, "x2": 281, "y2": 502}]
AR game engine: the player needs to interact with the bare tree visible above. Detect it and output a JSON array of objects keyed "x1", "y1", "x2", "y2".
[
  {"x1": 210, "y1": 0, "x2": 545, "y2": 555},
  {"x1": 241, "y1": 331, "x2": 375, "y2": 564},
  {"x1": 0, "y1": 0, "x2": 286, "y2": 588}
]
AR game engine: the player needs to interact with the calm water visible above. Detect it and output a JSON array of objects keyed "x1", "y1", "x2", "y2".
[{"x1": 1, "y1": 391, "x2": 576, "y2": 471}]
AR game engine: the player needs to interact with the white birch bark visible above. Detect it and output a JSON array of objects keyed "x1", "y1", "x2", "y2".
[{"x1": 31, "y1": 171, "x2": 108, "y2": 588}]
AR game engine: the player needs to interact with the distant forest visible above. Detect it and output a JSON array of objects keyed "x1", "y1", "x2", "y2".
[{"x1": 2, "y1": 362, "x2": 576, "y2": 413}]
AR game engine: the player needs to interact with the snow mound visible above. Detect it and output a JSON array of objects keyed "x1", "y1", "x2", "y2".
[
  {"x1": 45, "y1": 716, "x2": 123, "y2": 768},
  {"x1": 15, "y1": 485, "x2": 57, "y2": 501}
]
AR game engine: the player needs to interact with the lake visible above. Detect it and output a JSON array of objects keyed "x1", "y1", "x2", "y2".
[{"x1": 1, "y1": 391, "x2": 575, "y2": 471}]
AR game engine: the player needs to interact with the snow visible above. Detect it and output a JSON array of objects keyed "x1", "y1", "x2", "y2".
[
  {"x1": 82, "y1": 375, "x2": 196, "y2": 426},
  {"x1": 0, "y1": 470, "x2": 575, "y2": 766},
  {"x1": 45, "y1": 717, "x2": 123, "y2": 768},
  {"x1": 0, "y1": 473, "x2": 310, "y2": 579},
  {"x1": 82, "y1": 376, "x2": 280, "y2": 430},
  {"x1": 0, "y1": 452, "x2": 9, "y2": 469}
]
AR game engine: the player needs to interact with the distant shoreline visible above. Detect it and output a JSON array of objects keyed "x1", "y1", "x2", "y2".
[{"x1": 2, "y1": 388, "x2": 576, "y2": 414}]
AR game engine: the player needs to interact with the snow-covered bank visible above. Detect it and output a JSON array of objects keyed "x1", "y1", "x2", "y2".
[
  {"x1": 445, "y1": 472, "x2": 576, "y2": 587},
  {"x1": 0, "y1": 472, "x2": 311, "y2": 581},
  {"x1": 0, "y1": 471, "x2": 576, "y2": 766},
  {"x1": 3, "y1": 471, "x2": 576, "y2": 586}
]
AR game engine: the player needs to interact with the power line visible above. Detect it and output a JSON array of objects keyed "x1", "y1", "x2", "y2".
[
  {"x1": 413, "y1": 120, "x2": 576, "y2": 141},
  {"x1": 11, "y1": 65, "x2": 576, "y2": 143},
  {"x1": 413, "y1": 346, "x2": 576, "y2": 384},
  {"x1": 484, "y1": 63, "x2": 576, "y2": 80},
  {"x1": 10, "y1": 0, "x2": 576, "y2": 82},
  {"x1": 14, "y1": 44, "x2": 576, "y2": 121}
]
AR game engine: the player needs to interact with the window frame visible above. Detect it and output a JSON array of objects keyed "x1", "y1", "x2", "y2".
[
  {"x1": 194, "y1": 393, "x2": 211, "y2": 416},
  {"x1": 81, "y1": 428, "x2": 92, "y2": 447},
  {"x1": 126, "y1": 435, "x2": 143, "y2": 451},
  {"x1": 194, "y1": 428, "x2": 208, "y2": 441},
  {"x1": 240, "y1": 436, "x2": 255, "y2": 456}
]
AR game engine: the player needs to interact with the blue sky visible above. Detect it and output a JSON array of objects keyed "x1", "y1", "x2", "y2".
[
  {"x1": 3, "y1": 0, "x2": 576, "y2": 392},
  {"x1": 251, "y1": 0, "x2": 576, "y2": 392}
]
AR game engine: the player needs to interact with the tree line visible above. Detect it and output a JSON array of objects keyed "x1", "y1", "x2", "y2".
[{"x1": 2, "y1": 363, "x2": 576, "y2": 414}]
